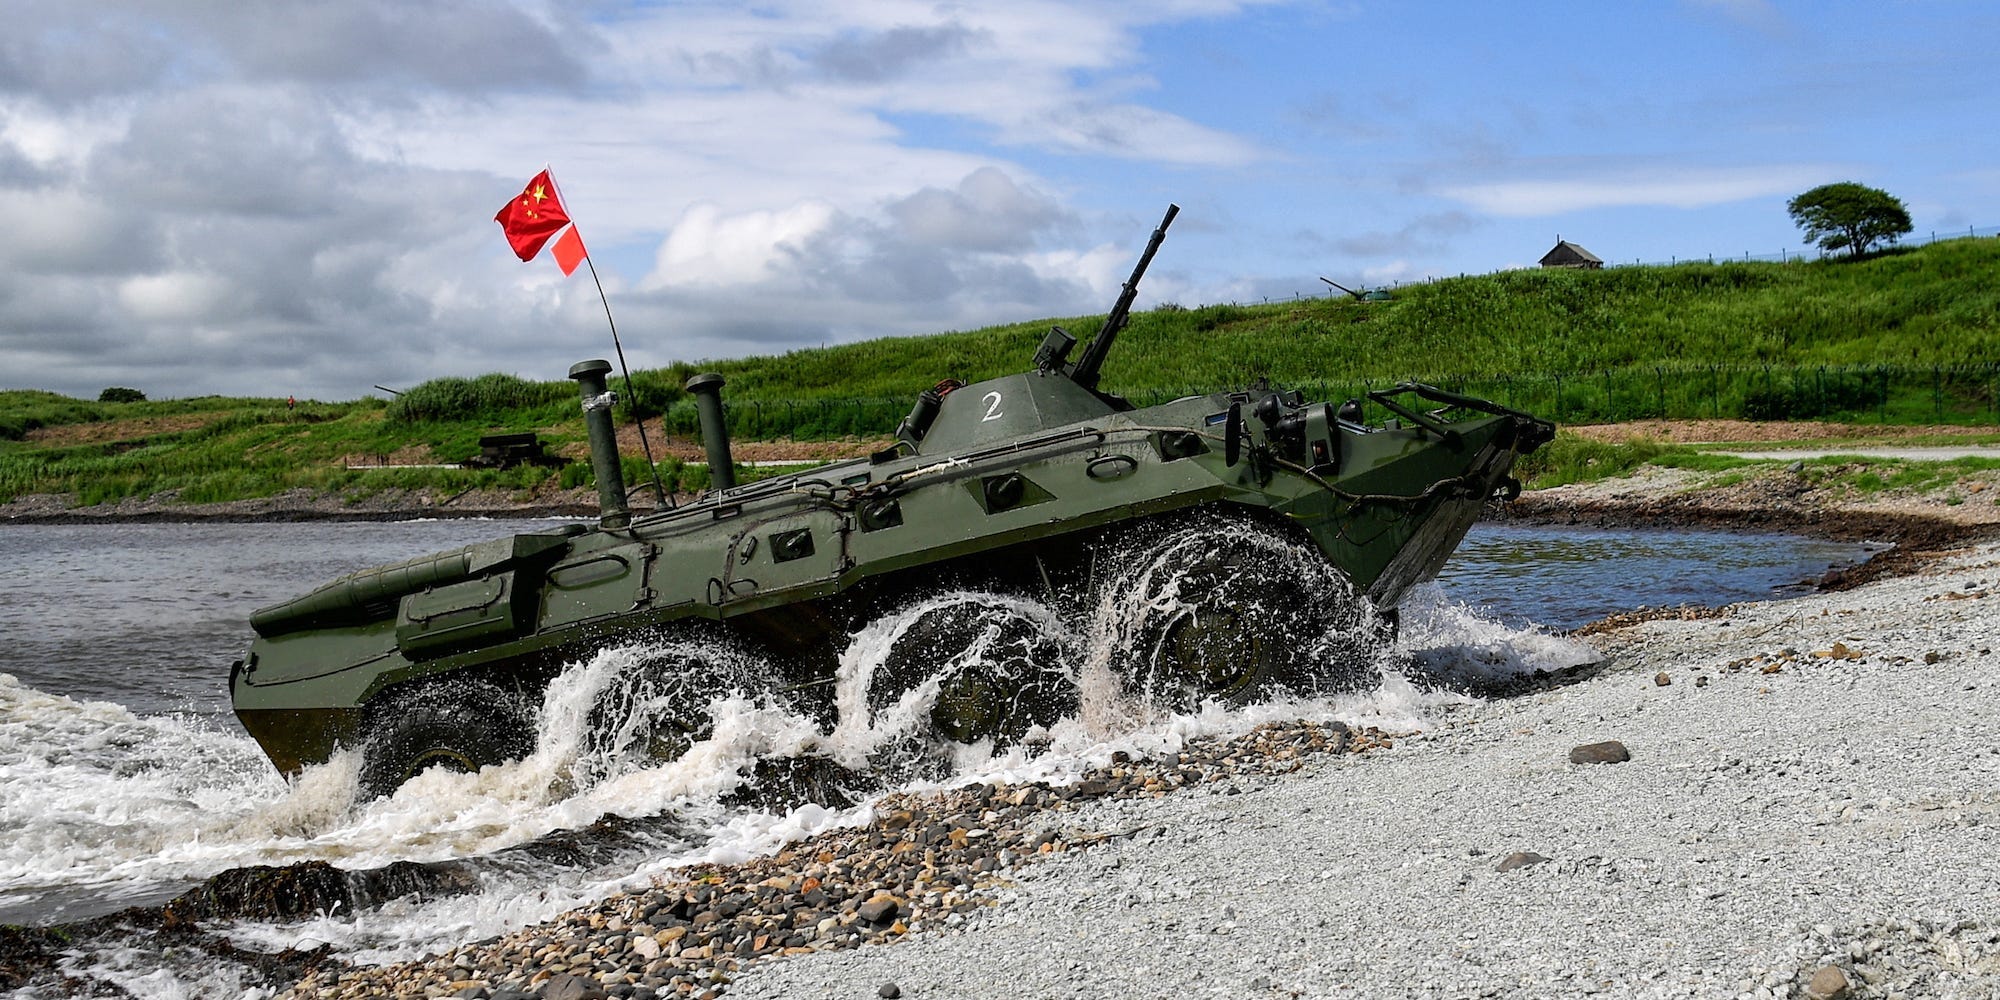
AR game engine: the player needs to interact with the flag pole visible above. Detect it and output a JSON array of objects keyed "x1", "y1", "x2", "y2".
[
  {"x1": 583, "y1": 255, "x2": 672, "y2": 510},
  {"x1": 542, "y1": 167, "x2": 670, "y2": 511}
]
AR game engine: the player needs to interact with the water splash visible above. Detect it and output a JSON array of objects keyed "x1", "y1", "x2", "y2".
[
  {"x1": 829, "y1": 591, "x2": 1076, "y2": 775},
  {"x1": 1392, "y1": 582, "x2": 1602, "y2": 692},
  {"x1": 1076, "y1": 515, "x2": 1383, "y2": 719},
  {"x1": 0, "y1": 674, "x2": 289, "y2": 922},
  {"x1": 534, "y1": 634, "x2": 809, "y2": 798},
  {"x1": 6, "y1": 519, "x2": 1611, "y2": 995}
]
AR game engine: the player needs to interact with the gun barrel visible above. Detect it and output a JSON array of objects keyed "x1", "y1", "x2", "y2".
[
  {"x1": 1070, "y1": 203, "x2": 1179, "y2": 391},
  {"x1": 1320, "y1": 276, "x2": 1361, "y2": 301}
]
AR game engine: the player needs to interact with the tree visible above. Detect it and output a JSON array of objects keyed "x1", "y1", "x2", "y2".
[
  {"x1": 97, "y1": 387, "x2": 146, "y2": 403},
  {"x1": 1786, "y1": 182, "x2": 1912, "y2": 258}
]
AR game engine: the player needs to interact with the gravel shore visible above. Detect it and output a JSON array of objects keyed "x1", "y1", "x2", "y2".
[
  {"x1": 19, "y1": 454, "x2": 1992, "y2": 1000},
  {"x1": 280, "y1": 519, "x2": 2000, "y2": 1000},
  {"x1": 710, "y1": 539, "x2": 2000, "y2": 1000},
  {"x1": 14, "y1": 430, "x2": 1999, "y2": 999}
]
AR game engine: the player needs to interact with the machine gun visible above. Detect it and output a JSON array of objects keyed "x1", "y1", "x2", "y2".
[{"x1": 1058, "y1": 204, "x2": 1180, "y2": 391}]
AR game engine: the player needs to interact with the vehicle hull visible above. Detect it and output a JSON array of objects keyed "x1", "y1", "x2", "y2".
[{"x1": 232, "y1": 382, "x2": 1548, "y2": 779}]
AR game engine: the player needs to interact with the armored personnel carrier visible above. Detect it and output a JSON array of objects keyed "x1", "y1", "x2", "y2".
[{"x1": 231, "y1": 206, "x2": 1553, "y2": 795}]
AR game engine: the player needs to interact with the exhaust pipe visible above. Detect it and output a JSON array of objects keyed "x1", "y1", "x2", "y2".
[
  {"x1": 684, "y1": 373, "x2": 736, "y2": 491},
  {"x1": 569, "y1": 359, "x2": 631, "y2": 529}
]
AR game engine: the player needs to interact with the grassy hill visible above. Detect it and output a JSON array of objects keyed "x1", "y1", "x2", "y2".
[
  {"x1": 704, "y1": 234, "x2": 2000, "y2": 397},
  {"x1": 5, "y1": 237, "x2": 1998, "y2": 506}
]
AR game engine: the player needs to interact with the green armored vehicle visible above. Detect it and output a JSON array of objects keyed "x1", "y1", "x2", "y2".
[{"x1": 232, "y1": 206, "x2": 1553, "y2": 795}]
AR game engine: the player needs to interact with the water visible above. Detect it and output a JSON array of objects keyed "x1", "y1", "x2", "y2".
[
  {"x1": 0, "y1": 517, "x2": 1877, "y2": 996},
  {"x1": 1437, "y1": 522, "x2": 1888, "y2": 630},
  {"x1": 0, "y1": 520, "x2": 560, "y2": 721}
]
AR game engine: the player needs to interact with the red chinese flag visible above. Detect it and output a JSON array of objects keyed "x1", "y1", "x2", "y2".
[
  {"x1": 495, "y1": 170, "x2": 572, "y2": 261},
  {"x1": 551, "y1": 225, "x2": 587, "y2": 276}
]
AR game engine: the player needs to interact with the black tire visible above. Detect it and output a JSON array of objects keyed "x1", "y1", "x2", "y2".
[
  {"x1": 358, "y1": 680, "x2": 535, "y2": 799},
  {"x1": 869, "y1": 597, "x2": 1075, "y2": 748},
  {"x1": 1109, "y1": 517, "x2": 1372, "y2": 711},
  {"x1": 576, "y1": 645, "x2": 767, "y2": 786}
]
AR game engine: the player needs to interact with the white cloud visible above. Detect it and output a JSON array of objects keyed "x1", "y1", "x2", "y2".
[
  {"x1": 885, "y1": 167, "x2": 1071, "y2": 253},
  {"x1": 1360, "y1": 260, "x2": 1416, "y2": 285},
  {"x1": 646, "y1": 201, "x2": 839, "y2": 289},
  {"x1": 0, "y1": 98, "x2": 129, "y2": 170},
  {"x1": 1441, "y1": 164, "x2": 1840, "y2": 217},
  {"x1": 0, "y1": 189, "x2": 160, "y2": 274},
  {"x1": 1023, "y1": 242, "x2": 1140, "y2": 304},
  {"x1": 594, "y1": 1, "x2": 1266, "y2": 165},
  {"x1": 8, "y1": 0, "x2": 1975, "y2": 401},
  {"x1": 115, "y1": 271, "x2": 234, "y2": 322},
  {"x1": 1, "y1": 1, "x2": 1280, "y2": 397}
]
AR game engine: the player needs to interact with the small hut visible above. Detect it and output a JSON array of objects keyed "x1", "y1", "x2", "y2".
[{"x1": 1539, "y1": 239, "x2": 1603, "y2": 269}]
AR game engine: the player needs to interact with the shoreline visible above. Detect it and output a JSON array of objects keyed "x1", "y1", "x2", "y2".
[
  {"x1": 10, "y1": 470, "x2": 1995, "y2": 599},
  {"x1": 6, "y1": 467, "x2": 1999, "y2": 998},
  {"x1": 9, "y1": 472, "x2": 1995, "y2": 544},
  {"x1": 273, "y1": 530, "x2": 2000, "y2": 1000},
  {"x1": 718, "y1": 538, "x2": 2000, "y2": 1000}
]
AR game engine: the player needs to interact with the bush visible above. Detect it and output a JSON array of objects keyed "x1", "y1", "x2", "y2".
[
  {"x1": 618, "y1": 369, "x2": 686, "y2": 421},
  {"x1": 387, "y1": 373, "x2": 569, "y2": 422},
  {"x1": 98, "y1": 387, "x2": 146, "y2": 403},
  {"x1": 1191, "y1": 304, "x2": 1248, "y2": 332},
  {"x1": 0, "y1": 392, "x2": 105, "y2": 440}
]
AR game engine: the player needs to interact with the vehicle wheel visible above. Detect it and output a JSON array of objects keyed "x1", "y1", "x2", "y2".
[
  {"x1": 869, "y1": 596, "x2": 1075, "y2": 747},
  {"x1": 577, "y1": 645, "x2": 767, "y2": 784},
  {"x1": 358, "y1": 680, "x2": 535, "y2": 798},
  {"x1": 1110, "y1": 518, "x2": 1370, "y2": 711}
]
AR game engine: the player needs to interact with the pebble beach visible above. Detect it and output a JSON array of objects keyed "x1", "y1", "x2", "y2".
[
  {"x1": 278, "y1": 480, "x2": 2000, "y2": 1000},
  {"x1": 718, "y1": 540, "x2": 2000, "y2": 1000}
]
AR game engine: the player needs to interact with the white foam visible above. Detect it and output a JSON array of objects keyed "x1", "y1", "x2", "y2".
[
  {"x1": 1394, "y1": 582, "x2": 1602, "y2": 686},
  {"x1": 0, "y1": 674, "x2": 292, "y2": 912},
  {"x1": 245, "y1": 534, "x2": 1596, "y2": 967},
  {"x1": 10, "y1": 527, "x2": 1610, "y2": 989}
]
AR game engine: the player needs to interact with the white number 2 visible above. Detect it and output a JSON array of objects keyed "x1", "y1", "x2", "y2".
[{"x1": 981, "y1": 391, "x2": 1004, "y2": 422}]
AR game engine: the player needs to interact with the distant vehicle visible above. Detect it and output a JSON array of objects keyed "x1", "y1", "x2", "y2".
[
  {"x1": 459, "y1": 432, "x2": 566, "y2": 470},
  {"x1": 1320, "y1": 276, "x2": 1394, "y2": 301},
  {"x1": 231, "y1": 206, "x2": 1552, "y2": 796}
]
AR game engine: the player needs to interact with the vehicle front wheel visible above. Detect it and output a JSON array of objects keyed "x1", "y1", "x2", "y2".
[{"x1": 357, "y1": 681, "x2": 535, "y2": 799}]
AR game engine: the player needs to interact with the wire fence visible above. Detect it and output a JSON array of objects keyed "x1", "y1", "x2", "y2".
[
  {"x1": 1247, "y1": 225, "x2": 2000, "y2": 305},
  {"x1": 671, "y1": 362, "x2": 2000, "y2": 443},
  {"x1": 1366, "y1": 362, "x2": 2000, "y2": 427},
  {"x1": 1609, "y1": 224, "x2": 2000, "y2": 270}
]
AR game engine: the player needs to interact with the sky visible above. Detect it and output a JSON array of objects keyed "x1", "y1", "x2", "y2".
[{"x1": 2, "y1": 0, "x2": 1995, "y2": 401}]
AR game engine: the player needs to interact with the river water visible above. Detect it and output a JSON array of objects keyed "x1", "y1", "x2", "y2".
[{"x1": 0, "y1": 518, "x2": 1880, "y2": 997}]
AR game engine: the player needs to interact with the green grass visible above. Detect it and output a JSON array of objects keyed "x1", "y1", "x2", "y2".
[
  {"x1": 6, "y1": 236, "x2": 2000, "y2": 505},
  {"x1": 1512, "y1": 438, "x2": 2000, "y2": 494},
  {"x1": 1512, "y1": 435, "x2": 1682, "y2": 489},
  {"x1": 544, "y1": 239, "x2": 2000, "y2": 428},
  {"x1": 1802, "y1": 455, "x2": 2000, "y2": 496},
  {"x1": 665, "y1": 237, "x2": 1999, "y2": 399}
]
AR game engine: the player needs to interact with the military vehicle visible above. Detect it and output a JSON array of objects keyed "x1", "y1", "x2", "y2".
[
  {"x1": 1320, "y1": 276, "x2": 1394, "y2": 302},
  {"x1": 231, "y1": 205, "x2": 1553, "y2": 796}
]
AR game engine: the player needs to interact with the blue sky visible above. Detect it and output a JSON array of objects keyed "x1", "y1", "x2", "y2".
[{"x1": 2, "y1": 0, "x2": 1994, "y2": 400}]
